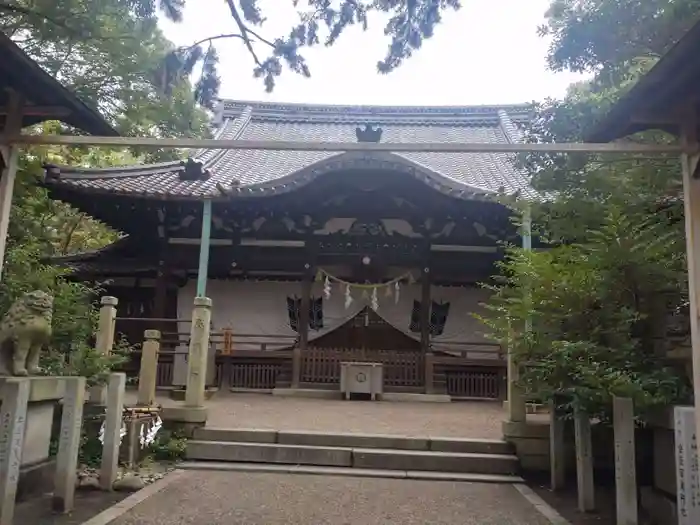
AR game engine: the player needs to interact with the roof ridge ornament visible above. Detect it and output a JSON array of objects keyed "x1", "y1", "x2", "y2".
[
  {"x1": 179, "y1": 157, "x2": 211, "y2": 181},
  {"x1": 356, "y1": 123, "x2": 383, "y2": 143}
]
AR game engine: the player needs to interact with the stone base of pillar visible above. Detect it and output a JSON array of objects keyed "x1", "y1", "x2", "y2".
[
  {"x1": 502, "y1": 420, "x2": 551, "y2": 471},
  {"x1": 161, "y1": 405, "x2": 208, "y2": 437}
]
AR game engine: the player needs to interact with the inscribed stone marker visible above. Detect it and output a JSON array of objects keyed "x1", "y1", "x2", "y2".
[
  {"x1": 0, "y1": 378, "x2": 30, "y2": 525},
  {"x1": 53, "y1": 377, "x2": 86, "y2": 513},
  {"x1": 549, "y1": 397, "x2": 566, "y2": 491},
  {"x1": 185, "y1": 297, "x2": 212, "y2": 408},
  {"x1": 574, "y1": 407, "x2": 595, "y2": 512},
  {"x1": 674, "y1": 406, "x2": 700, "y2": 525},
  {"x1": 100, "y1": 373, "x2": 125, "y2": 490},
  {"x1": 137, "y1": 330, "x2": 161, "y2": 406},
  {"x1": 613, "y1": 396, "x2": 637, "y2": 525}
]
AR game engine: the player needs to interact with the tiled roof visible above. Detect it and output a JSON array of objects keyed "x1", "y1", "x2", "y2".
[{"x1": 43, "y1": 99, "x2": 533, "y2": 200}]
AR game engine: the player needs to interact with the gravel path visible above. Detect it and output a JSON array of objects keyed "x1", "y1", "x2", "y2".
[
  {"x1": 131, "y1": 391, "x2": 509, "y2": 438},
  {"x1": 111, "y1": 471, "x2": 551, "y2": 525}
]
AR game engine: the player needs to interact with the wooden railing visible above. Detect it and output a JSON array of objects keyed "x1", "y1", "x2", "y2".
[
  {"x1": 444, "y1": 368, "x2": 502, "y2": 399},
  {"x1": 116, "y1": 317, "x2": 504, "y2": 398},
  {"x1": 216, "y1": 350, "x2": 291, "y2": 390}
]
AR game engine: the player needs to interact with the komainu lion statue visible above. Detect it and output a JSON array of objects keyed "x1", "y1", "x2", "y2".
[{"x1": 0, "y1": 290, "x2": 54, "y2": 376}]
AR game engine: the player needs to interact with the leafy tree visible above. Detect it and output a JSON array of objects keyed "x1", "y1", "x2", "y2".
[
  {"x1": 540, "y1": 0, "x2": 700, "y2": 78},
  {"x1": 2, "y1": 0, "x2": 462, "y2": 105},
  {"x1": 477, "y1": 0, "x2": 696, "y2": 417},
  {"x1": 479, "y1": 206, "x2": 690, "y2": 421},
  {"x1": 0, "y1": 2, "x2": 211, "y2": 378}
]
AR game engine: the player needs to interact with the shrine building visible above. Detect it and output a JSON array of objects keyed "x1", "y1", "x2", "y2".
[{"x1": 44, "y1": 99, "x2": 537, "y2": 399}]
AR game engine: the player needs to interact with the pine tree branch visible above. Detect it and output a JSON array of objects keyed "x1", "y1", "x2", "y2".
[{"x1": 224, "y1": 0, "x2": 264, "y2": 66}]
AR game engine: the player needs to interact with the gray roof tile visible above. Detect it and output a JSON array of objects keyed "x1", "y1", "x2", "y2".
[{"x1": 44, "y1": 100, "x2": 533, "y2": 200}]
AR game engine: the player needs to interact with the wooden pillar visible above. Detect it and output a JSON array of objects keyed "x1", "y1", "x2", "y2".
[
  {"x1": 507, "y1": 208, "x2": 531, "y2": 421},
  {"x1": 679, "y1": 112, "x2": 700, "y2": 467},
  {"x1": 196, "y1": 199, "x2": 212, "y2": 298},
  {"x1": 421, "y1": 266, "x2": 434, "y2": 394},
  {"x1": 154, "y1": 260, "x2": 168, "y2": 318},
  {"x1": 292, "y1": 265, "x2": 312, "y2": 389},
  {"x1": 0, "y1": 91, "x2": 23, "y2": 282}
]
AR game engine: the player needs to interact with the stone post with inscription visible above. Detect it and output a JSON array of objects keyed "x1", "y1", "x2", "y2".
[
  {"x1": 89, "y1": 296, "x2": 118, "y2": 405},
  {"x1": 137, "y1": 330, "x2": 160, "y2": 406},
  {"x1": 574, "y1": 407, "x2": 595, "y2": 512},
  {"x1": 613, "y1": 396, "x2": 637, "y2": 525},
  {"x1": 53, "y1": 377, "x2": 86, "y2": 513},
  {"x1": 0, "y1": 376, "x2": 67, "y2": 505},
  {"x1": 0, "y1": 378, "x2": 29, "y2": 525},
  {"x1": 100, "y1": 373, "x2": 125, "y2": 491},
  {"x1": 674, "y1": 406, "x2": 700, "y2": 525},
  {"x1": 161, "y1": 298, "x2": 212, "y2": 429},
  {"x1": 549, "y1": 397, "x2": 566, "y2": 491},
  {"x1": 185, "y1": 297, "x2": 212, "y2": 409}
]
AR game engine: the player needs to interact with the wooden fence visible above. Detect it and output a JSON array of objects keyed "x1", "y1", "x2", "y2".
[
  {"x1": 117, "y1": 318, "x2": 505, "y2": 399},
  {"x1": 301, "y1": 348, "x2": 424, "y2": 388}
]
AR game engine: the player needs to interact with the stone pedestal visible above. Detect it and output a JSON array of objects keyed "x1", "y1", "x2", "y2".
[
  {"x1": 502, "y1": 420, "x2": 550, "y2": 471},
  {"x1": 0, "y1": 376, "x2": 66, "y2": 501}
]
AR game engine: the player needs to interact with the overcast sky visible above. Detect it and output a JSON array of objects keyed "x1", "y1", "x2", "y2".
[{"x1": 159, "y1": 0, "x2": 586, "y2": 106}]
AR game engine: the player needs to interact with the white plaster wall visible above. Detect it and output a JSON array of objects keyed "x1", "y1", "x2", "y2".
[{"x1": 177, "y1": 279, "x2": 496, "y2": 354}]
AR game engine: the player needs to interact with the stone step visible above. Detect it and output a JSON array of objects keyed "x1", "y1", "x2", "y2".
[
  {"x1": 179, "y1": 461, "x2": 525, "y2": 484},
  {"x1": 185, "y1": 441, "x2": 519, "y2": 475},
  {"x1": 192, "y1": 428, "x2": 514, "y2": 455}
]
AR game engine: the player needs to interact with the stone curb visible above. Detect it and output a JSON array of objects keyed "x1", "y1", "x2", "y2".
[
  {"x1": 512, "y1": 484, "x2": 572, "y2": 525},
  {"x1": 78, "y1": 469, "x2": 186, "y2": 525},
  {"x1": 179, "y1": 461, "x2": 525, "y2": 484}
]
